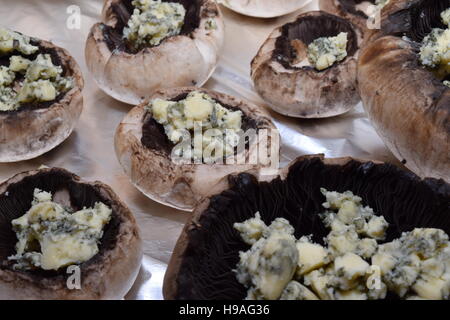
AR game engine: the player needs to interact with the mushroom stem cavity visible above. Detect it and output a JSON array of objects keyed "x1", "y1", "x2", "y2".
[
  {"x1": 123, "y1": 0, "x2": 186, "y2": 49},
  {"x1": 8, "y1": 188, "x2": 112, "y2": 271}
]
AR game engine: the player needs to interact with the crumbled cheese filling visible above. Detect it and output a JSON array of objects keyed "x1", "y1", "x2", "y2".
[
  {"x1": 307, "y1": 32, "x2": 348, "y2": 71},
  {"x1": 123, "y1": 0, "x2": 186, "y2": 49},
  {"x1": 148, "y1": 91, "x2": 243, "y2": 163},
  {"x1": 0, "y1": 28, "x2": 74, "y2": 111},
  {"x1": 419, "y1": 7, "x2": 450, "y2": 85},
  {"x1": 234, "y1": 189, "x2": 450, "y2": 300},
  {"x1": 8, "y1": 188, "x2": 112, "y2": 271}
]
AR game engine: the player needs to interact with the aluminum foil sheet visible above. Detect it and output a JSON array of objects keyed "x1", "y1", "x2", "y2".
[{"x1": 0, "y1": 0, "x2": 402, "y2": 300}]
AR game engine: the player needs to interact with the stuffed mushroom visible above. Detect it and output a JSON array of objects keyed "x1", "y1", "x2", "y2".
[
  {"x1": 0, "y1": 28, "x2": 83, "y2": 162},
  {"x1": 220, "y1": 0, "x2": 311, "y2": 18},
  {"x1": 0, "y1": 167, "x2": 142, "y2": 300},
  {"x1": 85, "y1": 0, "x2": 224, "y2": 105},
  {"x1": 114, "y1": 87, "x2": 277, "y2": 212},
  {"x1": 251, "y1": 11, "x2": 362, "y2": 118},
  {"x1": 357, "y1": 0, "x2": 450, "y2": 181},
  {"x1": 163, "y1": 155, "x2": 450, "y2": 300}
]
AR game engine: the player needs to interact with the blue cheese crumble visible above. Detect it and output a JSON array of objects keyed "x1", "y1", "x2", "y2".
[
  {"x1": 234, "y1": 189, "x2": 450, "y2": 300},
  {"x1": 123, "y1": 0, "x2": 186, "y2": 49},
  {"x1": 148, "y1": 91, "x2": 243, "y2": 162},
  {"x1": 0, "y1": 52, "x2": 73, "y2": 111},
  {"x1": 8, "y1": 188, "x2": 112, "y2": 271},
  {"x1": 419, "y1": 7, "x2": 450, "y2": 82},
  {"x1": 307, "y1": 32, "x2": 348, "y2": 71},
  {"x1": 0, "y1": 28, "x2": 38, "y2": 55}
]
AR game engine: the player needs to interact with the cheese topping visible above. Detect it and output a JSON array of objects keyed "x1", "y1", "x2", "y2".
[
  {"x1": 419, "y1": 7, "x2": 450, "y2": 84},
  {"x1": 0, "y1": 28, "x2": 38, "y2": 55},
  {"x1": 8, "y1": 188, "x2": 112, "y2": 271},
  {"x1": 148, "y1": 91, "x2": 243, "y2": 163},
  {"x1": 307, "y1": 32, "x2": 348, "y2": 71},
  {"x1": 0, "y1": 28, "x2": 74, "y2": 111},
  {"x1": 234, "y1": 189, "x2": 450, "y2": 300},
  {"x1": 123, "y1": 0, "x2": 185, "y2": 49}
]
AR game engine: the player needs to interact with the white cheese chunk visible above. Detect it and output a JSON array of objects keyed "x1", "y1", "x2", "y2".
[
  {"x1": 307, "y1": 32, "x2": 348, "y2": 71},
  {"x1": 8, "y1": 188, "x2": 112, "y2": 271},
  {"x1": 280, "y1": 280, "x2": 319, "y2": 300}
]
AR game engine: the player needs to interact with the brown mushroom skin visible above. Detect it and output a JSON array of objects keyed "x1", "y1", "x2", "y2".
[
  {"x1": 85, "y1": 0, "x2": 224, "y2": 105},
  {"x1": 0, "y1": 168, "x2": 142, "y2": 300},
  {"x1": 358, "y1": 36, "x2": 450, "y2": 181},
  {"x1": 251, "y1": 11, "x2": 362, "y2": 118},
  {"x1": 0, "y1": 40, "x2": 83, "y2": 163},
  {"x1": 114, "y1": 87, "x2": 277, "y2": 212}
]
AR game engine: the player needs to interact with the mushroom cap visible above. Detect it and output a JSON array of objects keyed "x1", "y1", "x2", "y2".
[
  {"x1": 163, "y1": 154, "x2": 450, "y2": 299},
  {"x1": 0, "y1": 39, "x2": 83, "y2": 163},
  {"x1": 0, "y1": 167, "x2": 142, "y2": 300},
  {"x1": 85, "y1": 0, "x2": 224, "y2": 105},
  {"x1": 221, "y1": 0, "x2": 311, "y2": 18},
  {"x1": 114, "y1": 86, "x2": 277, "y2": 212},
  {"x1": 251, "y1": 11, "x2": 362, "y2": 118},
  {"x1": 357, "y1": 0, "x2": 450, "y2": 181}
]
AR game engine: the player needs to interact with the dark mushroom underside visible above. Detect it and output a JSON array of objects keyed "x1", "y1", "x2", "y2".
[
  {"x1": 175, "y1": 157, "x2": 450, "y2": 299},
  {"x1": 103, "y1": 0, "x2": 205, "y2": 53},
  {"x1": 141, "y1": 93, "x2": 260, "y2": 156},
  {"x1": 0, "y1": 42, "x2": 69, "y2": 114},
  {"x1": 273, "y1": 13, "x2": 359, "y2": 70},
  {"x1": 382, "y1": 0, "x2": 448, "y2": 42},
  {"x1": 0, "y1": 169, "x2": 120, "y2": 282}
]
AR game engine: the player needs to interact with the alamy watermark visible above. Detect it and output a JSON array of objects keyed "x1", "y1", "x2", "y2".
[{"x1": 66, "y1": 5, "x2": 81, "y2": 30}]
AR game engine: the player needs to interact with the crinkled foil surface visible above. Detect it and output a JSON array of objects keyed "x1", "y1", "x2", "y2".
[{"x1": 0, "y1": 0, "x2": 402, "y2": 300}]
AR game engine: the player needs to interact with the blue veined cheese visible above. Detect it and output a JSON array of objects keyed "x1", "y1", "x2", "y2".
[
  {"x1": 0, "y1": 53, "x2": 73, "y2": 110},
  {"x1": 419, "y1": 7, "x2": 450, "y2": 81},
  {"x1": 148, "y1": 91, "x2": 243, "y2": 162},
  {"x1": 279, "y1": 281, "x2": 319, "y2": 300},
  {"x1": 0, "y1": 65, "x2": 15, "y2": 86},
  {"x1": 233, "y1": 212, "x2": 267, "y2": 245},
  {"x1": 0, "y1": 86, "x2": 18, "y2": 111},
  {"x1": 303, "y1": 268, "x2": 335, "y2": 300},
  {"x1": 8, "y1": 188, "x2": 112, "y2": 271},
  {"x1": 235, "y1": 218, "x2": 298, "y2": 300},
  {"x1": 25, "y1": 53, "x2": 62, "y2": 82},
  {"x1": 9, "y1": 55, "x2": 31, "y2": 73},
  {"x1": 444, "y1": 80, "x2": 450, "y2": 87},
  {"x1": 372, "y1": 228, "x2": 450, "y2": 299},
  {"x1": 123, "y1": 0, "x2": 186, "y2": 48},
  {"x1": 17, "y1": 79, "x2": 56, "y2": 103},
  {"x1": 296, "y1": 237, "x2": 330, "y2": 276},
  {"x1": 333, "y1": 252, "x2": 370, "y2": 290},
  {"x1": 307, "y1": 32, "x2": 348, "y2": 71},
  {"x1": 0, "y1": 27, "x2": 38, "y2": 55}
]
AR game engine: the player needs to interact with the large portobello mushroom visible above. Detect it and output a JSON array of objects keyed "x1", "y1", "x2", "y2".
[
  {"x1": 357, "y1": 0, "x2": 450, "y2": 181},
  {"x1": 0, "y1": 167, "x2": 142, "y2": 299},
  {"x1": 221, "y1": 0, "x2": 311, "y2": 18},
  {"x1": 0, "y1": 30, "x2": 83, "y2": 162},
  {"x1": 85, "y1": 0, "x2": 224, "y2": 105},
  {"x1": 251, "y1": 11, "x2": 362, "y2": 118},
  {"x1": 164, "y1": 155, "x2": 450, "y2": 299},
  {"x1": 114, "y1": 87, "x2": 277, "y2": 212}
]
